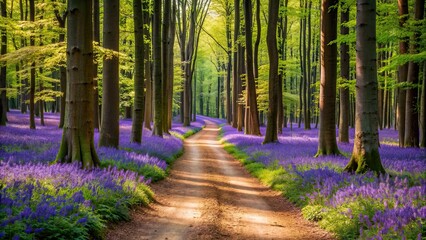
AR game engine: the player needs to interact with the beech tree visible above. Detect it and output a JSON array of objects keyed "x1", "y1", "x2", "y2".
[
  {"x1": 404, "y1": 0, "x2": 424, "y2": 147},
  {"x1": 316, "y1": 0, "x2": 339, "y2": 156},
  {"x1": 0, "y1": 0, "x2": 6, "y2": 126},
  {"x1": 131, "y1": 0, "x2": 145, "y2": 143},
  {"x1": 99, "y1": 0, "x2": 120, "y2": 148},
  {"x1": 263, "y1": 0, "x2": 279, "y2": 144},
  {"x1": 345, "y1": 0, "x2": 385, "y2": 174},
  {"x1": 152, "y1": 0, "x2": 163, "y2": 136},
  {"x1": 338, "y1": 3, "x2": 350, "y2": 143},
  {"x1": 242, "y1": 0, "x2": 260, "y2": 136},
  {"x1": 56, "y1": 0, "x2": 100, "y2": 168},
  {"x1": 29, "y1": 0, "x2": 35, "y2": 129}
]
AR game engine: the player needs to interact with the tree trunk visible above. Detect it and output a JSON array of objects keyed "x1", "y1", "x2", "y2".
[
  {"x1": 131, "y1": 0, "x2": 145, "y2": 143},
  {"x1": 29, "y1": 0, "x2": 35, "y2": 129},
  {"x1": 420, "y1": 61, "x2": 426, "y2": 148},
  {"x1": 243, "y1": 0, "x2": 261, "y2": 136},
  {"x1": 263, "y1": 0, "x2": 280, "y2": 144},
  {"x1": 93, "y1": 0, "x2": 100, "y2": 129},
  {"x1": 404, "y1": 0, "x2": 424, "y2": 147},
  {"x1": 152, "y1": 0, "x2": 163, "y2": 137},
  {"x1": 338, "y1": 5, "x2": 350, "y2": 143},
  {"x1": 143, "y1": 3, "x2": 152, "y2": 130},
  {"x1": 345, "y1": 0, "x2": 385, "y2": 174},
  {"x1": 0, "y1": 0, "x2": 7, "y2": 126},
  {"x1": 167, "y1": 0, "x2": 177, "y2": 129},
  {"x1": 316, "y1": 0, "x2": 340, "y2": 156},
  {"x1": 162, "y1": 0, "x2": 171, "y2": 133},
  {"x1": 397, "y1": 0, "x2": 408, "y2": 146},
  {"x1": 99, "y1": 0, "x2": 120, "y2": 148},
  {"x1": 232, "y1": 0, "x2": 240, "y2": 128},
  {"x1": 56, "y1": 0, "x2": 100, "y2": 169}
]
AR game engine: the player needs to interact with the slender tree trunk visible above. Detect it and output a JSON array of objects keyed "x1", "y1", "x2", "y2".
[
  {"x1": 243, "y1": 0, "x2": 261, "y2": 136},
  {"x1": 404, "y1": 0, "x2": 424, "y2": 147},
  {"x1": 29, "y1": 0, "x2": 35, "y2": 129},
  {"x1": 143, "y1": 3, "x2": 152, "y2": 130},
  {"x1": 131, "y1": 0, "x2": 145, "y2": 143},
  {"x1": 99, "y1": 0, "x2": 120, "y2": 148},
  {"x1": 232, "y1": 0, "x2": 240, "y2": 128},
  {"x1": 93, "y1": 0, "x2": 100, "y2": 129},
  {"x1": 0, "y1": 0, "x2": 7, "y2": 126},
  {"x1": 420, "y1": 61, "x2": 426, "y2": 147},
  {"x1": 152, "y1": 0, "x2": 163, "y2": 137},
  {"x1": 56, "y1": 0, "x2": 100, "y2": 169},
  {"x1": 339, "y1": 5, "x2": 350, "y2": 143},
  {"x1": 345, "y1": 0, "x2": 385, "y2": 174},
  {"x1": 167, "y1": 0, "x2": 177, "y2": 129},
  {"x1": 162, "y1": 0, "x2": 171, "y2": 133},
  {"x1": 226, "y1": 6, "x2": 232, "y2": 124},
  {"x1": 263, "y1": 0, "x2": 280, "y2": 144},
  {"x1": 397, "y1": 0, "x2": 408, "y2": 146}
]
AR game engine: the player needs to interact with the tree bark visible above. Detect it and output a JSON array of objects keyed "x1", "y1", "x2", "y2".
[
  {"x1": 162, "y1": 0, "x2": 171, "y2": 133},
  {"x1": 420, "y1": 61, "x2": 426, "y2": 148},
  {"x1": 263, "y1": 0, "x2": 280, "y2": 144},
  {"x1": 0, "y1": 0, "x2": 7, "y2": 126},
  {"x1": 143, "y1": 2, "x2": 152, "y2": 130},
  {"x1": 232, "y1": 0, "x2": 240, "y2": 129},
  {"x1": 152, "y1": 0, "x2": 163, "y2": 137},
  {"x1": 404, "y1": 0, "x2": 424, "y2": 147},
  {"x1": 243, "y1": 0, "x2": 261, "y2": 136},
  {"x1": 29, "y1": 0, "x2": 35, "y2": 129},
  {"x1": 99, "y1": 0, "x2": 120, "y2": 148},
  {"x1": 316, "y1": 0, "x2": 340, "y2": 156},
  {"x1": 339, "y1": 5, "x2": 350, "y2": 143},
  {"x1": 131, "y1": 0, "x2": 145, "y2": 143},
  {"x1": 397, "y1": 0, "x2": 408, "y2": 146},
  {"x1": 93, "y1": 0, "x2": 100, "y2": 129},
  {"x1": 345, "y1": 0, "x2": 385, "y2": 174},
  {"x1": 56, "y1": 0, "x2": 100, "y2": 169}
]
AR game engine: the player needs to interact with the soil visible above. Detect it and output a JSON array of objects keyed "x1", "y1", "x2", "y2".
[{"x1": 106, "y1": 120, "x2": 334, "y2": 240}]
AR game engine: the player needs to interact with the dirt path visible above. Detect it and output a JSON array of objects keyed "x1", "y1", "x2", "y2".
[{"x1": 107, "y1": 121, "x2": 333, "y2": 240}]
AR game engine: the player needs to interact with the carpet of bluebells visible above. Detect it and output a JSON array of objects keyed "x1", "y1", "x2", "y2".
[
  {"x1": 221, "y1": 124, "x2": 426, "y2": 240},
  {"x1": 0, "y1": 110, "x2": 204, "y2": 239}
]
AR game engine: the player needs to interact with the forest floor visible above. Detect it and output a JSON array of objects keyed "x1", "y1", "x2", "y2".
[{"x1": 106, "y1": 120, "x2": 334, "y2": 240}]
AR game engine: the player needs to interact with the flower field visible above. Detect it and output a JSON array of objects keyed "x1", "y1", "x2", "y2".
[
  {"x1": 0, "y1": 111, "x2": 204, "y2": 239},
  {"x1": 220, "y1": 124, "x2": 426, "y2": 239}
]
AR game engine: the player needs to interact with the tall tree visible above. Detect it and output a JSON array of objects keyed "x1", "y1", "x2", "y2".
[
  {"x1": 232, "y1": 0, "x2": 240, "y2": 129},
  {"x1": 0, "y1": 0, "x2": 7, "y2": 126},
  {"x1": 263, "y1": 0, "x2": 279, "y2": 144},
  {"x1": 404, "y1": 0, "x2": 424, "y2": 147},
  {"x1": 143, "y1": 1, "x2": 152, "y2": 130},
  {"x1": 93, "y1": 0, "x2": 100, "y2": 129},
  {"x1": 420, "y1": 61, "x2": 426, "y2": 148},
  {"x1": 131, "y1": 0, "x2": 145, "y2": 143},
  {"x1": 29, "y1": 0, "x2": 35, "y2": 129},
  {"x1": 338, "y1": 4, "x2": 350, "y2": 143},
  {"x1": 398, "y1": 22, "x2": 408, "y2": 145},
  {"x1": 243, "y1": 0, "x2": 261, "y2": 136},
  {"x1": 99, "y1": 0, "x2": 120, "y2": 148},
  {"x1": 162, "y1": 0, "x2": 171, "y2": 133},
  {"x1": 345, "y1": 0, "x2": 384, "y2": 174},
  {"x1": 56, "y1": 0, "x2": 100, "y2": 168},
  {"x1": 152, "y1": 0, "x2": 163, "y2": 136},
  {"x1": 54, "y1": 3, "x2": 67, "y2": 128},
  {"x1": 316, "y1": 0, "x2": 339, "y2": 156}
]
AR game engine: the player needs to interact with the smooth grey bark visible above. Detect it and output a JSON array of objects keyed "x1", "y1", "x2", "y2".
[
  {"x1": 152, "y1": 0, "x2": 163, "y2": 137},
  {"x1": 99, "y1": 0, "x2": 120, "y2": 148},
  {"x1": 345, "y1": 0, "x2": 385, "y2": 174},
  {"x1": 131, "y1": 0, "x2": 145, "y2": 143}
]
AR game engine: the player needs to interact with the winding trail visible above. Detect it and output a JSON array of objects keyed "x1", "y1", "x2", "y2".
[{"x1": 107, "y1": 120, "x2": 333, "y2": 240}]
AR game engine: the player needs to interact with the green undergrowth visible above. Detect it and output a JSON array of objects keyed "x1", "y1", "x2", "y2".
[{"x1": 100, "y1": 159, "x2": 166, "y2": 182}]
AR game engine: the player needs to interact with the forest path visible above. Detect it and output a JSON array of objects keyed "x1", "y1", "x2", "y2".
[{"x1": 107, "y1": 120, "x2": 333, "y2": 240}]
